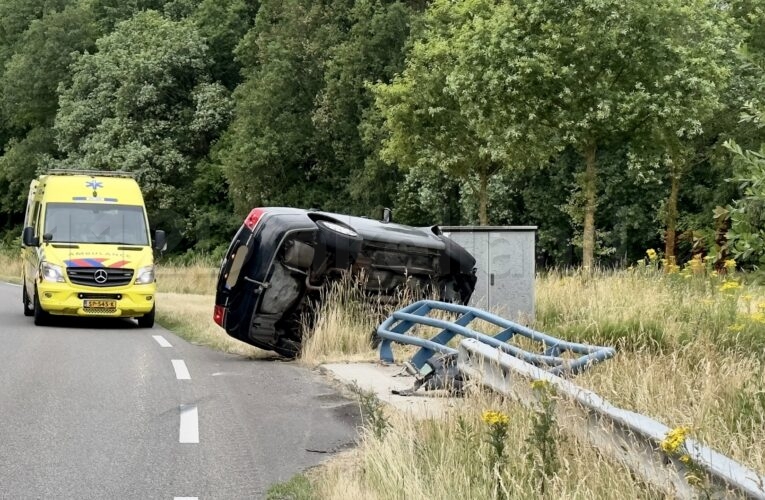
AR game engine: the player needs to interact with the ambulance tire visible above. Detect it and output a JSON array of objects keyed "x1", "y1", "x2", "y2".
[
  {"x1": 33, "y1": 287, "x2": 50, "y2": 326},
  {"x1": 23, "y1": 283, "x2": 34, "y2": 317},
  {"x1": 137, "y1": 306, "x2": 155, "y2": 328}
]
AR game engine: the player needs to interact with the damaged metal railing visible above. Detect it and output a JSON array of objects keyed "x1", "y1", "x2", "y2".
[
  {"x1": 377, "y1": 300, "x2": 615, "y2": 376},
  {"x1": 376, "y1": 300, "x2": 765, "y2": 498}
]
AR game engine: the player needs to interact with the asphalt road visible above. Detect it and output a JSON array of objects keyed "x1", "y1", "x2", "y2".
[{"x1": 0, "y1": 282, "x2": 359, "y2": 499}]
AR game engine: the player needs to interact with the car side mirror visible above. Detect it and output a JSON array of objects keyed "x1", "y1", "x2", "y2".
[
  {"x1": 22, "y1": 227, "x2": 39, "y2": 247},
  {"x1": 154, "y1": 230, "x2": 167, "y2": 252},
  {"x1": 43, "y1": 233, "x2": 53, "y2": 243}
]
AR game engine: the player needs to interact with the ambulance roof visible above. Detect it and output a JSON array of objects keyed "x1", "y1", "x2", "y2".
[{"x1": 36, "y1": 174, "x2": 144, "y2": 205}]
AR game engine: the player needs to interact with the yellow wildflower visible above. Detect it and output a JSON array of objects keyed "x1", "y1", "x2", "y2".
[
  {"x1": 751, "y1": 312, "x2": 765, "y2": 324},
  {"x1": 531, "y1": 379, "x2": 551, "y2": 392},
  {"x1": 719, "y1": 281, "x2": 740, "y2": 292},
  {"x1": 481, "y1": 410, "x2": 509, "y2": 427},
  {"x1": 680, "y1": 454, "x2": 692, "y2": 465},
  {"x1": 646, "y1": 249, "x2": 658, "y2": 261},
  {"x1": 660, "y1": 426, "x2": 690, "y2": 454},
  {"x1": 758, "y1": 301, "x2": 765, "y2": 311},
  {"x1": 728, "y1": 323, "x2": 745, "y2": 333},
  {"x1": 725, "y1": 259, "x2": 736, "y2": 271},
  {"x1": 742, "y1": 294, "x2": 753, "y2": 301}
]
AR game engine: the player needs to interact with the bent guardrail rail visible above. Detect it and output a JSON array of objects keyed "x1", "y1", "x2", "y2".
[
  {"x1": 377, "y1": 300, "x2": 615, "y2": 376},
  {"x1": 458, "y1": 339, "x2": 765, "y2": 499}
]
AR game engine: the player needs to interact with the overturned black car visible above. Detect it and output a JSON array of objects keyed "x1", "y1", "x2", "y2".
[{"x1": 214, "y1": 208, "x2": 477, "y2": 357}]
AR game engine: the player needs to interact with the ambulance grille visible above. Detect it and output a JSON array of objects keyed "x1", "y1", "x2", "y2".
[{"x1": 67, "y1": 267, "x2": 134, "y2": 287}]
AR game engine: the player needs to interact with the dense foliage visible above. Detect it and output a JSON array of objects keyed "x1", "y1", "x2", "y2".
[{"x1": 0, "y1": 0, "x2": 763, "y2": 268}]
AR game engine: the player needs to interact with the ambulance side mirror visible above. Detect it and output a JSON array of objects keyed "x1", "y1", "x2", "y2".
[
  {"x1": 22, "y1": 227, "x2": 39, "y2": 247},
  {"x1": 154, "y1": 230, "x2": 167, "y2": 252}
]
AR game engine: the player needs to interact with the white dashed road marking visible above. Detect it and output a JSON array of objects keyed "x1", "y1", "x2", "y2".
[
  {"x1": 171, "y1": 360, "x2": 191, "y2": 380},
  {"x1": 179, "y1": 404, "x2": 199, "y2": 444},
  {"x1": 2, "y1": 282, "x2": 21, "y2": 287},
  {"x1": 152, "y1": 335, "x2": 172, "y2": 348}
]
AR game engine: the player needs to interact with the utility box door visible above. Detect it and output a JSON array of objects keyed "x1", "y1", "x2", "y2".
[{"x1": 443, "y1": 226, "x2": 536, "y2": 321}]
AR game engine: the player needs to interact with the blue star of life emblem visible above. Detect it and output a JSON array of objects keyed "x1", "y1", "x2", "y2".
[{"x1": 85, "y1": 180, "x2": 103, "y2": 190}]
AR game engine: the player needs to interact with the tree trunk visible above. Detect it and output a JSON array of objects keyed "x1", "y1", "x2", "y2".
[
  {"x1": 478, "y1": 169, "x2": 489, "y2": 226},
  {"x1": 582, "y1": 142, "x2": 597, "y2": 270},
  {"x1": 665, "y1": 169, "x2": 680, "y2": 267}
]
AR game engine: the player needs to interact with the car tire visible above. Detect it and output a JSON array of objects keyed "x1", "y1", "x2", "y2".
[
  {"x1": 314, "y1": 219, "x2": 363, "y2": 270},
  {"x1": 33, "y1": 288, "x2": 50, "y2": 326},
  {"x1": 22, "y1": 283, "x2": 34, "y2": 317},
  {"x1": 137, "y1": 306, "x2": 155, "y2": 328},
  {"x1": 273, "y1": 337, "x2": 300, "y2": 359}
]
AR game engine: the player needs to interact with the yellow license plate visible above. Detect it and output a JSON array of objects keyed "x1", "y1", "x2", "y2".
[{"x1": 84, "y1": 300, "x2": 117, "y2": 309}]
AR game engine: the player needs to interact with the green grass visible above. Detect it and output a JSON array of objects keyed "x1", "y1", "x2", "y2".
[{"x1": 266, "y1": 474, "x2": 314, "y2": 500}]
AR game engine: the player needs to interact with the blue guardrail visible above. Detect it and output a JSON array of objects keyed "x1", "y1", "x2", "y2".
[{"x1": 377, "y1": 300, "x2": 616, "y2": 376}]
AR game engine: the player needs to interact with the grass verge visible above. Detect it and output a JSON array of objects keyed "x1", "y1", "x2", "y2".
[
  {"x1": 0, "y1": 249, "x2": 21, "y2": 284},
  {"x1": 299, "y1": 267, "x2": 765, "y2": 498}
]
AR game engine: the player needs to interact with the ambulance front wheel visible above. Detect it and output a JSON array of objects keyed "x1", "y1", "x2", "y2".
[{"x1": 137, "y1": 306, "x2": 155, "y2": 328}]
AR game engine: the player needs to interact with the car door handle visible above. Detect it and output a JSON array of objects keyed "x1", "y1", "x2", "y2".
[{"x1": 490, "y1": 273, "x2": 494, "y2": 286}]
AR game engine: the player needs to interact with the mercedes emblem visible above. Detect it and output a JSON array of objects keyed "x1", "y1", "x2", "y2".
[{"x1": 94, "y1": 269, "x2": 108, "y2": 284}]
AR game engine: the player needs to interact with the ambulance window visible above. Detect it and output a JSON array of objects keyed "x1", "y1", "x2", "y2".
[{"x1": 30, "y1": 202, "x2": 41, "y2": 233}]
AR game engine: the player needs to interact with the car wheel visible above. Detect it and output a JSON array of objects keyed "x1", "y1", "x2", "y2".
[
  {"x1": 314, "y1": 219, "x2": 363, "y2": 269},
  {"x1": 137, "y1": 306, "x2": 155, "y2": 328},
  {"x1": 22, "y1": 283, "x2": 34, "y2": 317},
  {"x1": 272, "y1": 337, "x2": 300, "y2": 359},
  {"x1": 33, "y1": 288, "x2": 50, "y2": 326}
]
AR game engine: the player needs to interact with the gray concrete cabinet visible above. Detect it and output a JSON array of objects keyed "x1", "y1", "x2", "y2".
[{"x1": 442, "y1": 226, "x2": 536, "y2": 321}]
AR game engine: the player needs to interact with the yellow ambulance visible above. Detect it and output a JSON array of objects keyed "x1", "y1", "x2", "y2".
[{"x1": 20, "y1": 170, "x2": 165, "y2": 327}]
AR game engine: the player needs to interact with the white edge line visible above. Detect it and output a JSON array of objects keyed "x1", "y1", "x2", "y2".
[
  {"x1": 179, "y1": 404, "x2": 199, "y2": 444},
  {"x1": 2, "y1": 282, "x2": 21, "y2": 287},
  {"x1": 171, "y1": 359, "x2": 191, "y2": 380},
  {"x1": 152, "y1": 335, "x2": 172, "y2": 348}
]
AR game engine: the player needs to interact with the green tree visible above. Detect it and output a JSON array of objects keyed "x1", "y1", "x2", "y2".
[
  {"x1": 313, "y1": 0, "x2": 417, "y2": 216},
  {"x1": 1, "y1": 3, "x2": 98, "y2": 130},
  {"x1": 191, "y1": 0, "x2": 258, "y2": 90},
  {"x1": 216, "y1": 0, "x2": 353, "y2": 214},
  {"x1": 0, "y1": 1, "x2": 99, "y2": 238},
  {"x1": 721, "y1": 2, "x2": 765, "y2": 269},
  {"x1": 378, "y1": 0, "x2": 736, "y2": 267},
  {"x1": 373, "y1": 0, "x2": 540, "y2": 226},
  {"x1": 55, "y1": 10, "x2": 233, "y2": 247}
]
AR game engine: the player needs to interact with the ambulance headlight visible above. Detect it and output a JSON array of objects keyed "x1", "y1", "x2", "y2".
[
  {"x1": 135, "y1": 265, "x2": 155, "y2": 285},
  {"x1": 41, "y1": 262, "x2": 65, "y2": 283}
]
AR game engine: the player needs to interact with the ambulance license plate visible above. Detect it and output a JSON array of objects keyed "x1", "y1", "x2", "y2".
[{"x1": 84, "y1": 300, "x2": 117, "y2": 309}]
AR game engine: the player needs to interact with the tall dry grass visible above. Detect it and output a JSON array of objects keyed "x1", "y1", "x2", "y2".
[
  {"x1": 315, "y1": 390, "x2": 664, "y2": 499},
  {"x1": 303, "y1": 267, "x2": 765, "y2": 497},
  {"x1": 156, "y1": 260, "x2": 218, "y2": 295},
  {"x1": 0, "y1": 249, "x2": 22, "y2": 283}
]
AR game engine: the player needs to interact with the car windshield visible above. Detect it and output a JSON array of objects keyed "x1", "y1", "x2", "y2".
[{"x1": 44, "y1": 203, "x2": 149, "y2": 246}]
